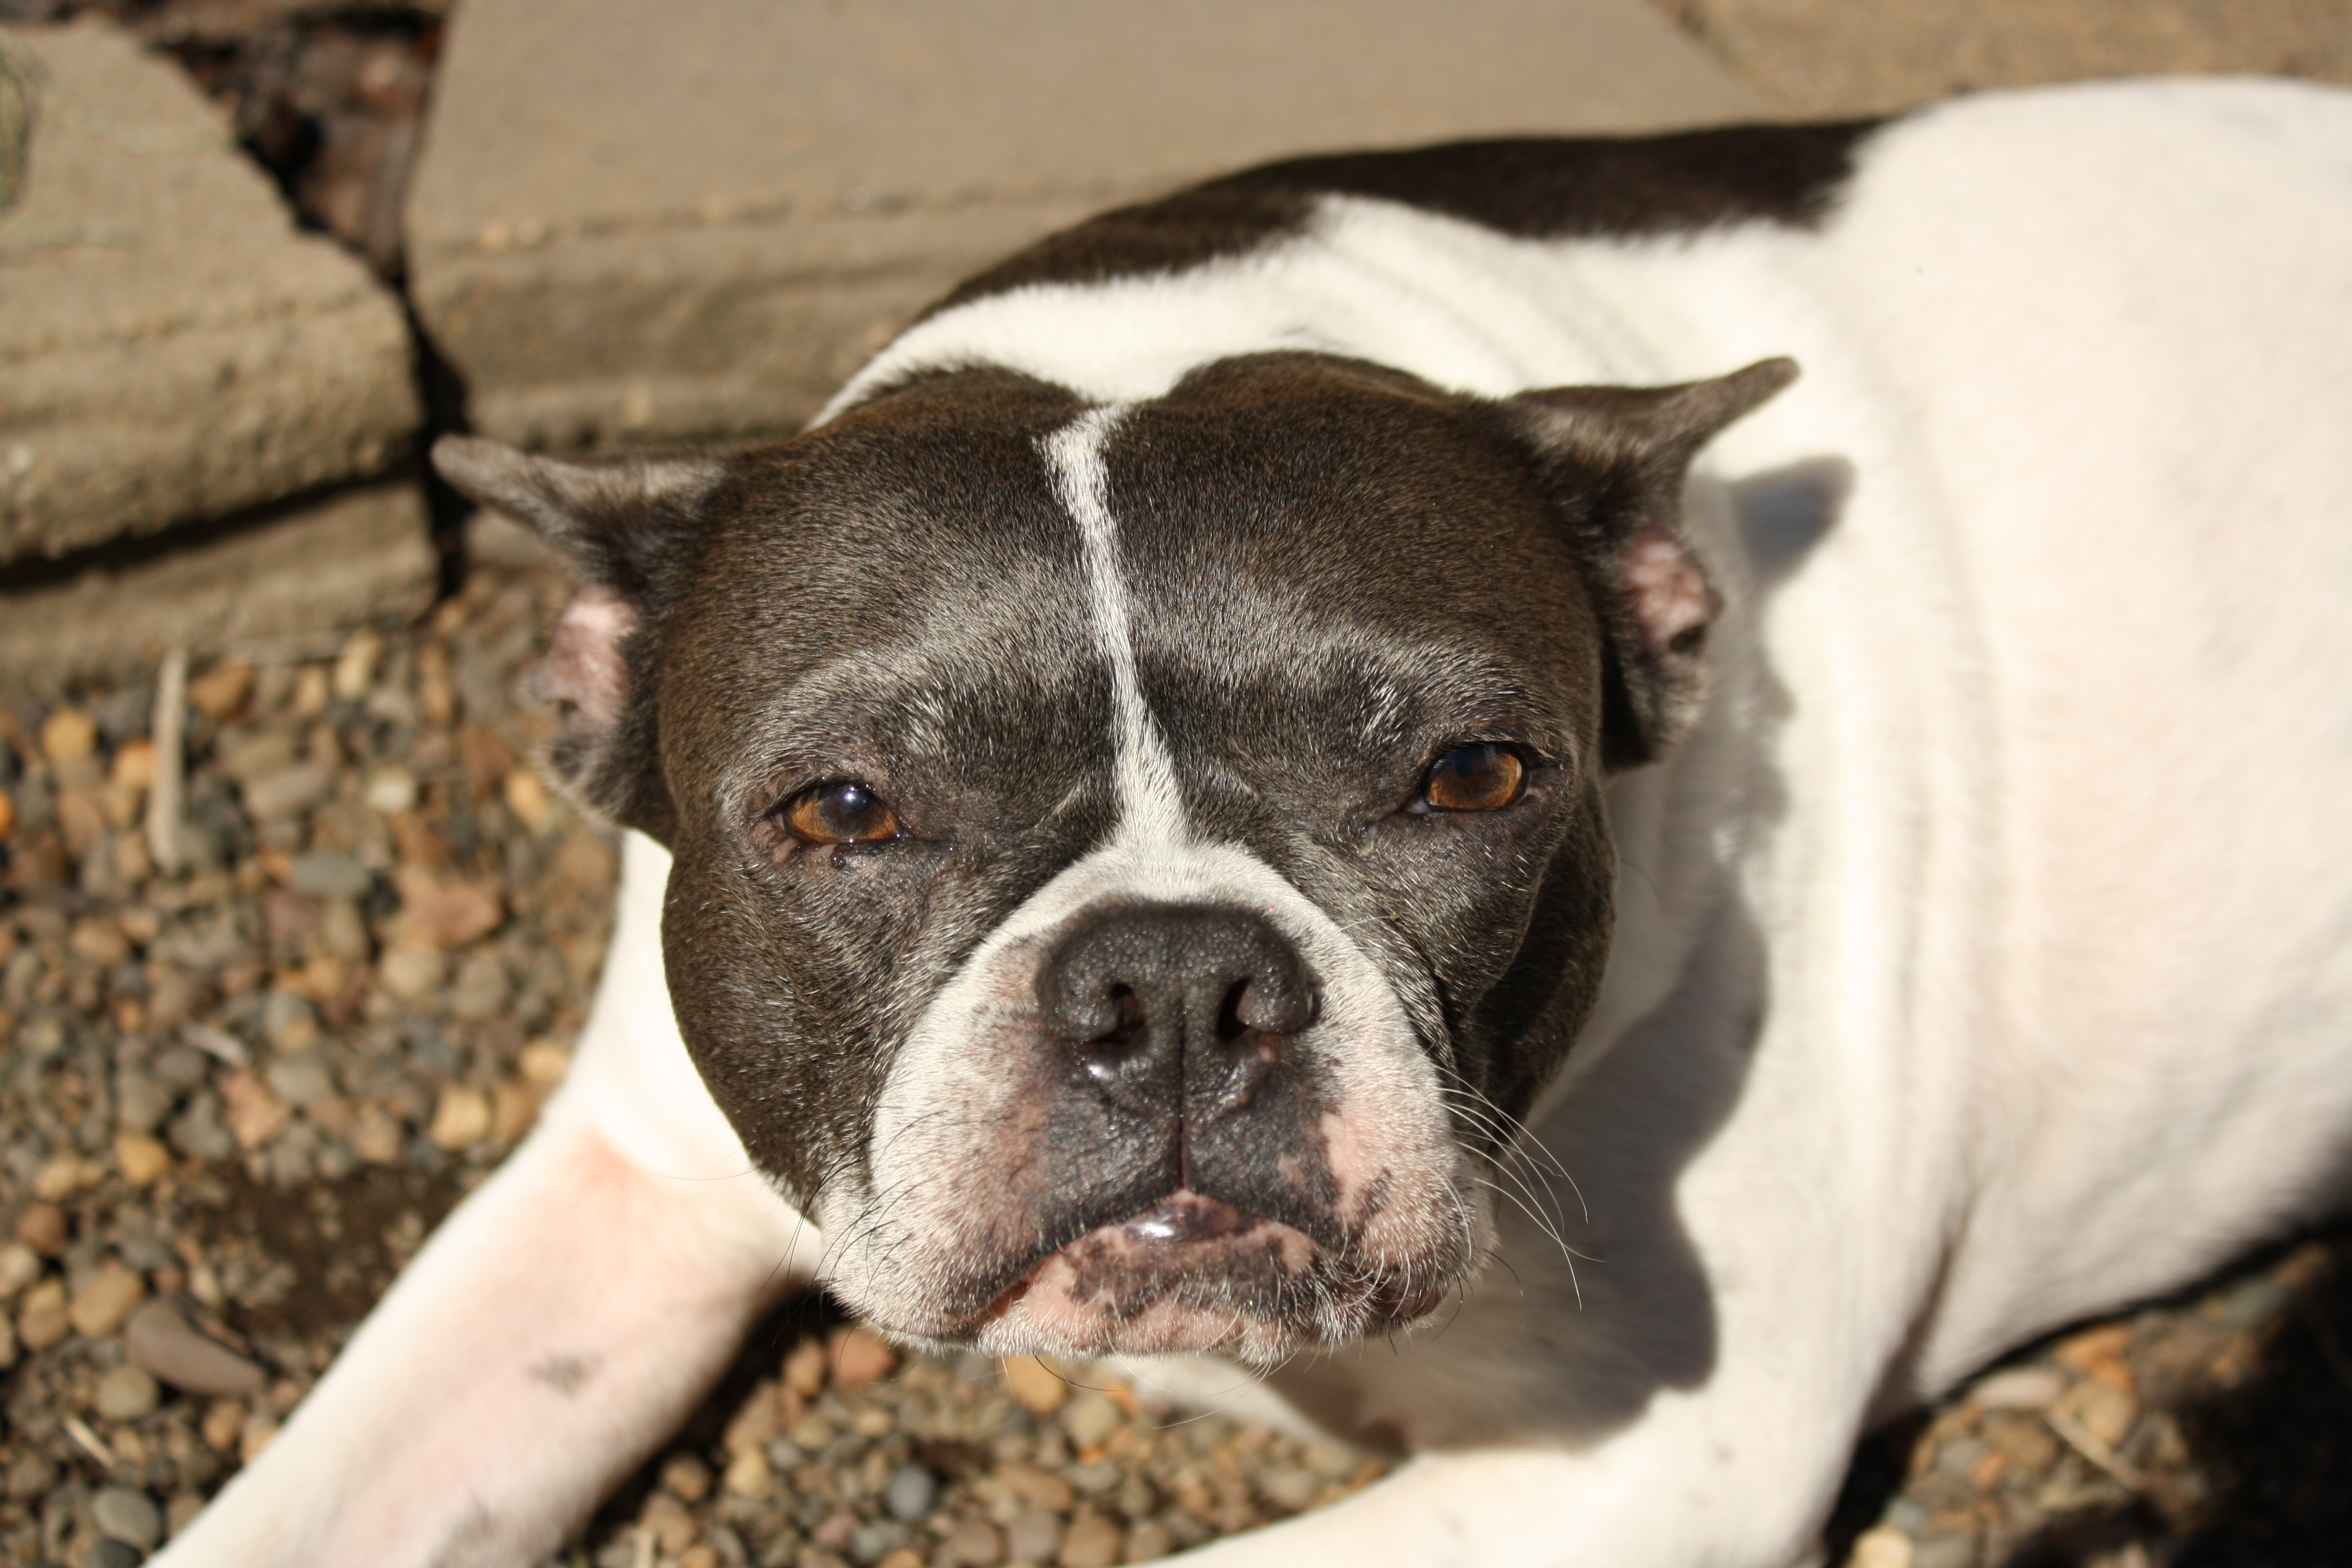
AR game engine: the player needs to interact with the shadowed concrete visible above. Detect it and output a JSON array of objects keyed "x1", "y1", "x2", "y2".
[
  {"x1": 405, "y1": 0, "x2": 1769, "y2": 452},
  {"x1": 0, "y1": 481, "x2": 434, "y2": 691}
]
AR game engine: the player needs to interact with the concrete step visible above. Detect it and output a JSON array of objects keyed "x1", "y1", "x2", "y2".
[
  {"x1": 0, "y1": 481, "x2": 435, "y2": 694},
  {"x1": 405, "y1": 0, "x2": 1768, "y2": 452},
  {"x1": 0, "y1": 19, "x2": 421, "y2": 566}
]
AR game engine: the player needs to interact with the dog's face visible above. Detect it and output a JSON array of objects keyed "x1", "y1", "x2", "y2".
[{"x1": 436, "y1": 351, "x2": 1789, "y2": 1362}]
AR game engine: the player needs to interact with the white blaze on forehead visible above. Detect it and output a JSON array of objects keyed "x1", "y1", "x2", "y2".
[{"x1": 1040, "y1": 405, "x2": 1191, "y2": 849}]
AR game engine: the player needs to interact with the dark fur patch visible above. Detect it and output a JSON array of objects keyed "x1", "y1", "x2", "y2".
[{"x1": 938, "y1": 120, "x2": 1881, "y2": 310}]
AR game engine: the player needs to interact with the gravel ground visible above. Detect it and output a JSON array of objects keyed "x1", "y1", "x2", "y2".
[{"x1": 4, "y1": 555, "x2": 2350, "y2": 1568}]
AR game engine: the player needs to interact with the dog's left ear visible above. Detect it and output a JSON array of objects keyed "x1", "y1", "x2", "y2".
[
  {"x1": 1504, "y1": 357, "x2": 1798, "y2": 769},
  {"x1": 432, "y1": 436, "x2": 730, "y2": 839}
]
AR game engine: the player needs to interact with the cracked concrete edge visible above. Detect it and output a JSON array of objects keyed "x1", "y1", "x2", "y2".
[
  {"x1": 0, "y1": 21, "x2": 422, "y2": 563},
  {"x1": 0, "y1": 480, "x2": 437, "y2": 696}
]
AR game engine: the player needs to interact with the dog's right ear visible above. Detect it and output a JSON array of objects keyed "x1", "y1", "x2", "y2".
[{"x1": 432, "y1": 435, "x2": 729, "y2": 839}]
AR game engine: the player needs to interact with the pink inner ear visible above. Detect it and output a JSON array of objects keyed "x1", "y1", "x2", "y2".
[
  {"x1": 540, "y1": 587, "x2": 635, "y2": 730},
  {"x1": 1622, "y1": 525, "x2": 1717, "y2": 658}
]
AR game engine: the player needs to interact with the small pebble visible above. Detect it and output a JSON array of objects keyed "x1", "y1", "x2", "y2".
[
  {"x1": 851, "y1": 1520, "x2": 911, "y2": 1562},
  {"x1": 430, "y1": 1085, "x2": 492, "y2": 1150},
  {"x1": 364, "y1": 764, "x2": 420, "y2": 814},
  {"x1": 1255, "y1": 1466, "x2": 1319, "y2": 1512},
  {"x1": 114, "y1": 1071, "x2": 175, "y2": 1135},
  {"x1": 125, "y1": 1300, "x2": 266, "y2": 1396},
  {"x1": 265, "y1": 1054, "x2": 336, "y2": 1109},
  {"x1": 18, "y1": 1278, "x2": 70, "y2": 1350},
  {"x1": 0, "y1": 1241, "x2": 41, "y2": 1299},
  {"x1": 91, "y1": 1485, "x2": 165, "y2": 1550},
  {"x1": 1971, "y1": 1365, "x2": 2063, "y2": 1411},
  {"x1": 884, "y1": 1463, "x2": 938, "y2": 1521},
  {"x1": 938, "y1": 1519, "x2": 1005, "y2": 1568},
  {"x1": 1056, "y1": 1512, "x2": 1123, "y2": 1568},
  {"x1": 88, "y1": 1538, "x2": 143, "y2": 1568},
  {"x1": 186, "y1": 662, "x2": 253, "y2": 717},
  {"x1": 68, "y1": 1260, "x2": 147, "y2": 1338},
  {"x1": 1004, "y1": 1509, "x2": 1063, "y2": 1566},
  {"x1": 115, "y1": 1128, "x2": 174, "y2": 1186},
  {"x1": 722, "y1": 1445, "x2": 773, "y2": 1500},
  {"x1": 379, "y1": 943, "x2": 448, "y2": 999},
  {"x1": 262, "y1": 990, "x2": 322, "y2": 1053},
  {"x1": 661, "y1": 1452, "x2": 711, "y2": 1503},
  {"x1": 14, "y1": 1203, "x2": 68, "y2": 1256},
  {"x1": 828, "y1": 1324, "x2": 897, "y2": 1393},
  {"x1": 41, "y1": 707, "x2": 98, "y2": 765},
  {"x1": 1851, "y1": 1527, "x2": 1915, "y2": 1568},
  {"x1": 1060, "y1": 1391, "x2": 1122, "y2": 1449},
  {"x1": 94, "y1": 1362, "x2": 161, "y2": 1420},
  {"x1": 1002, "y1": 1354, "x2": 1068, "y2": 1415}
]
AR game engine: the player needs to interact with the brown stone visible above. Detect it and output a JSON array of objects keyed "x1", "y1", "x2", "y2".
[
  {"x1": 200, "y1": 1399, "x2": 246, "y2": 1452},
  {"x1": 13, "y1": 1202, "x2": 68, "y2": 1256},
  {"x1": 17, "y1": 1278, "x2": 70, "y2": 1351},
  {"x1": 828, "y1": 1324, "x2": 897, "y2": 1394},
  {"x1": 783, "y1": 1334, "x2": 829, "y2": 1399},
  {"x1": 67, "y1": 1259, "x2": 146, "y2": 1338},
  {"x1": 187, "y1": 662, "x2": 256, "y2": 719},
  {"x1": 1057, "y1": 1511, "x2": 1123, "y2": 1568},
  {"x1": 39, "y1": 707, "x2": 98, "y2": 765},
  {"x1": 395, "y1": 864, "x2": 505, "y2": 947},
  {"x1": 429, "y1": 1083, "x2": 492, "y2": 1149},
  {"x1": 219, "y1": 1070, "x2": 293, "y2": 1149},
  {"x1": 114, "y1": 1132, "x2": 172, "y2": 1187},
  {"x1": 1002, "y1": 1353, "x2": 1069, "y2": 1416}
]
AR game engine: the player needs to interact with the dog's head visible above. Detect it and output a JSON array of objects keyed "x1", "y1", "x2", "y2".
[{"x1": 436, "y1": 350, "x2": 1790, "y2": 1363}]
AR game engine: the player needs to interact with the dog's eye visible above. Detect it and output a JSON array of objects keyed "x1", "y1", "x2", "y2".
[
  {"x1": 781, "y1": 781, "x2": 901, "y2": 844},
  {"x1": 1420, "y1": 744, "x2": 1526, "y2": 812}
]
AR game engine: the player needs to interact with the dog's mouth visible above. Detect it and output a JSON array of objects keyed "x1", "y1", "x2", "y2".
[{"x1": 959, "y1": 1188, "x2": 1451, "y2": 1360}]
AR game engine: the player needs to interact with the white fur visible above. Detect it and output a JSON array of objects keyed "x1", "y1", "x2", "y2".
[
  {"x1": 158, "y1": 79, "x2": 2352, "y2": 1567},
  {"x1": 1041, "y1": 403, "x2": 1194, "y2": 848}
]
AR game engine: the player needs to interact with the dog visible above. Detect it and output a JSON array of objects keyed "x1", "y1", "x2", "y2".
[{"x1": 156, "y1": 76, "x2": 2352, "y2": 1566}]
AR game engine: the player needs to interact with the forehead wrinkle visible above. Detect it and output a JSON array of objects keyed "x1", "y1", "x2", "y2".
[
  {"x1": 1132, "y1": 600, "x2": 1574, "y2": 746},
  {"x1": 720, "y1": 612, "x2": 1104, "y2": 817}
]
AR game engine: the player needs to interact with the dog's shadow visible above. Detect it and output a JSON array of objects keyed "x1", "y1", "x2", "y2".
[{"x1": 1823, "y1": 1226, "x2": 2352, "y2": 1567}]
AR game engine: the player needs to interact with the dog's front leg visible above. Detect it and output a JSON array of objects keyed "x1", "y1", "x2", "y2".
[{"x1": 157, "y1": 835, "x2": 814, "y2": 1567}]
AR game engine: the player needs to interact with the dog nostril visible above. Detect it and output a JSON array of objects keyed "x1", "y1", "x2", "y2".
[
  {"x1": 1081, "y1": 987, "x2": 1146, "y2": 1050},
  {"x1": 1232, "y1": 970, "x2": 1314, "y2": 1036}
]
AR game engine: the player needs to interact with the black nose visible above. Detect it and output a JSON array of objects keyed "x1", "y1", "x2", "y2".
[{"x1": 1036, "y1": 903, "x2": 1318, "y2": 1121}]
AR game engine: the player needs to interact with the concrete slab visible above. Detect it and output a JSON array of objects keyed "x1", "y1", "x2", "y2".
[
  {"x1": 1660, "y1": 0, "x2": 2352, "y2": 115},
  {"x1": 0, "y1": 19, "x2": 419, "y2": 563},
  {"x1": 407, "y1": 0, "x2": 1769, "y2": 451},
  {"x1": 0, "y1": 480, "x2": 435, "y2": 694}
]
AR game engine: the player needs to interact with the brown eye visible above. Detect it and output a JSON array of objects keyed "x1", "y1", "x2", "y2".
[
  {"x1": 782, "y1": 781, "x2": 901, "y2": 844},
  {"x1": 1421, "y1": 744, "x2": 1526, "y2": 812}
]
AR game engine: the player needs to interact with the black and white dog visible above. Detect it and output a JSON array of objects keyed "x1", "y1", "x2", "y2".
[{"x1": 161, "y1": 78, "x2": 2352, "y2": 1566}]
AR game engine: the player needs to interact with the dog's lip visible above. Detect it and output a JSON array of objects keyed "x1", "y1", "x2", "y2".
[
  {"x1": 1115, "y1": 1189, "x2": 1256, "y2": 1245},
  {"x1": 969, "y1": 1189, "x2": 1295, "y2": 1323},
  {"x1": 965, "y1": 1188, "x2": 1445, "y2": 1337}
]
